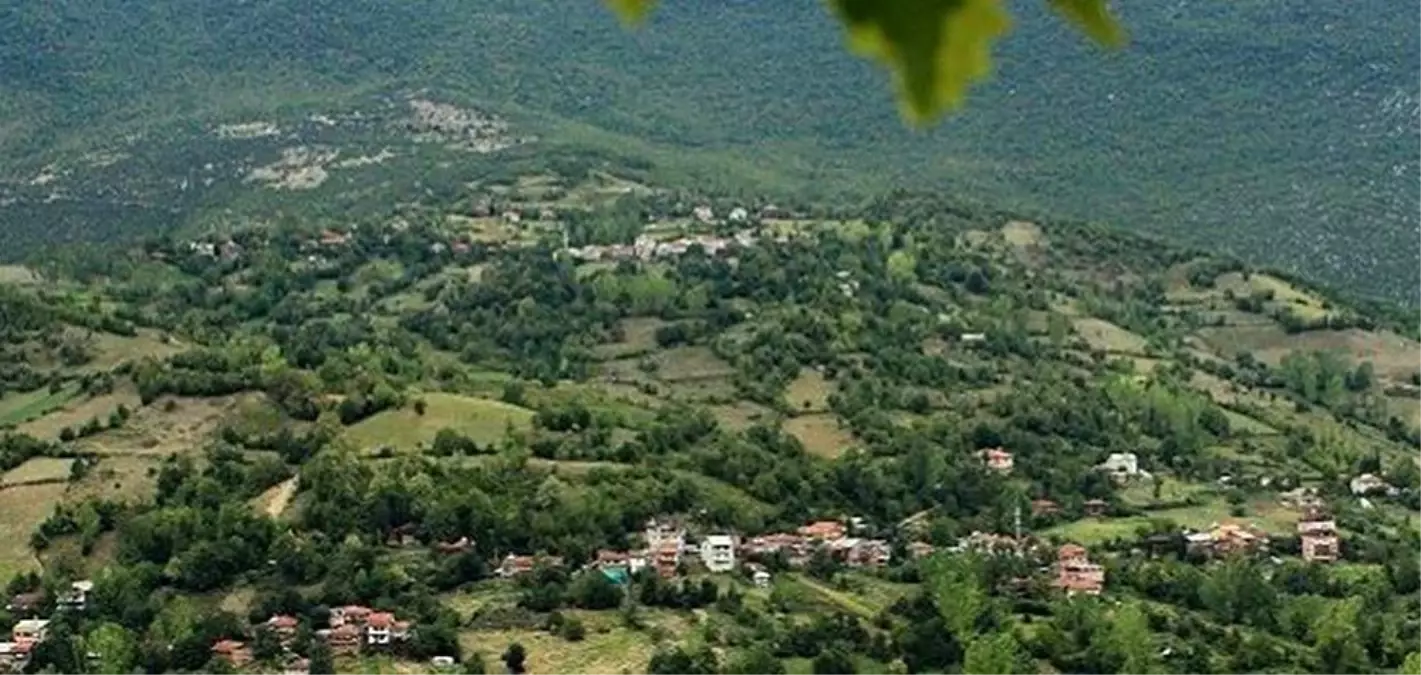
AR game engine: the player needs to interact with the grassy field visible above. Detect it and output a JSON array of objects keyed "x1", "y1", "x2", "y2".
[
  {"x1": 706, "y1": 401, "x2": 774, "y2": 431},
  {"x1": 592, "y1": 317, "x2": 667, "y2": 360},
  {"x1": 0, "y1": 482, "x2": 68, "y2": 582},
  {"x1": 65, "y1": 455, "x2": 163, "y2": 504},
  {"x1": 1195, "y1": 324, "x2": 1421, "y2": 383},
  {"x1": 77, "y1": 394, "x2": 245, "y2": 457},
  {"x1": 1045, "y1": 496, "x2": 1301, "y2": 545},
  {"x1": 342, "y1": 393, "x2": 534, "y2": 453},
  {"x1": 1072, "y1": 318, "x2": 1148, "y2": 354},
  {"x1": 1213, "y1": 273, "x2": 1331, "y2": 321},
  {"x1": 17, "y1": 383, "x2": 143, "y2": 440},
  {"x1": 783, "y1": 368, "x2": 834, "y2": 413},
  {"x1": 1, "y1": 458, "x2": 75, "y2": 485},
  {"x1": 0, "y1": 264, "x2": 39, "y2": 284},
  {"x1": 0, "y1": 385, "x2": 80, "y2": 427},
  {"x1": 459, "y1": 623, "x2": 662, "y2": 674},
  {"x1": 83, "y1": 329, "x2": 185, "y2": 371},
  {"x1": 783, "y1": 414, "x2": 858, "y2": 459},
  {"x1": 645, "y1": 347, "x2": 736, "y2": 381}
]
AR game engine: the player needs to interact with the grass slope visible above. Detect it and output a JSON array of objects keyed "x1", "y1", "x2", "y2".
[{"x1": 342, "y1": 393, "x2": 534, "y2": 453}]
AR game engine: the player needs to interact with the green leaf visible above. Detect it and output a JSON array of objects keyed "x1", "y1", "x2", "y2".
[
  {"x1": 1048, "y1": 0, "x2": 1126, "y2": 47},
  {"x1": 825, "y1": 0, "x2": 1013, "y2": 126},
  {"x1": 603, "y1": 0, "x2": 658, "y2": 27}
]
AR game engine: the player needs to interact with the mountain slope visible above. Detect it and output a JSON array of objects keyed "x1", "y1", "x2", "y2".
[{"x1": 0, "y1": 0, "x2": 1416, "y2": 302}]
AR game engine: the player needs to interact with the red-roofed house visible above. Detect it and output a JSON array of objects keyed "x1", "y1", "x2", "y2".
[
  {"x1": 797, "y1": 520, "x2": 847, "y2": 541},
  {"x1": 366, "y1": 612, "x2": 396, "y2": 646},
  {"x1": 211, "y1": 640, "x2": 252, "y2": 667},
  {"x1": 324, "y1": 625, "x2": 361, "y2": 655},
  {"x1": 266, "y1": 615, "x2": 299, "y2": 644},
  {"x1": 330, "y1": 605, "x2": 372, "y2": 628},
  {"x1": 979, "y1": 448, "x2": 1014, "y2": 474},
  {"x1": 1054, "y1": 544, "x2": 1104, "y2": 596}
]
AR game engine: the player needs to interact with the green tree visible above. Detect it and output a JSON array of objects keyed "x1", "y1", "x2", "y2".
[
  {"x1": 85, "y1": 622, "x2": 138, "y2": 675},
  {"x1": 724, "y1": 646, "x2": 786, "y2": 675},
  {"x1": 502, "y1": 642, "x2": 527, "y2": 674},
  {"x1": 925, "y1": 553, "x2": 988, "y2": 639},
  {"x1": 1402, "y1": 652, "x2": 1421, "y2": 675},
  {"x1": 812, "y1": 648, "x2": 858, "y2": 675},
  {"x1": 604, "y1": 0, "x2": 1124, "y2": 124},
  {"x1": 464, "y1": 653, "x2": 487, "y2": 675},
  {"x1": 1313, "y1": 599, "x2": 1369, "y2": 674},
  {"x1": 962, "y1": 632, "x2": 1028, "y2": 675},
  {"x1": 1104, "y1": 602, "x2": 1158, "y2": 674},
  {"x1": 309, "y1": 642, "x2": 335, "y2": 675}
]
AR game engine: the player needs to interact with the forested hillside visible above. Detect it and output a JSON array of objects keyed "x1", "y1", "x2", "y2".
[
  {"x1": 0, "y1": 171, "x2": 1417, "y2": 674},
  {"x1": 0, "y1": 0, "x2": 1416, "y2": 302}
]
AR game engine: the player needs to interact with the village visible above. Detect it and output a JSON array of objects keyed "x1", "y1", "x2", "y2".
[{"x1": 0, "y1": 433, "x2": 1372, "y2": 675}]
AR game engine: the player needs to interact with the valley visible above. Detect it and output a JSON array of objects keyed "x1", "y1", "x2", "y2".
[{"x1": 0, "y1": 170, "x2": 1417, "y2": 674}]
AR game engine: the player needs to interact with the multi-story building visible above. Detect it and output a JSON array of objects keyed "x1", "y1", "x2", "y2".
[
  {"x1": 1298, "y1": 509, "x2": 1340, "y2": 563},
  {"x1": 700, "y1": 535, "x2": 737, "y2": 572},
  {"x1": 1054, "y1": 544, "x2": 1105, "y2": 596}
]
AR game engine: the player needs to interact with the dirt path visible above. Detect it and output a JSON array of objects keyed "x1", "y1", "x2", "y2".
[{"x1": 256, "y1": 478, "x2": 298, "y2": 518}]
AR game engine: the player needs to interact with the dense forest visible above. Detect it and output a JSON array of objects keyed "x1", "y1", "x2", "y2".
[
  {"x1": 0, "y1": 174, "x2": 1416, "y2": 674},
  {"x1": 0, "y1": 0, "x2": 1416, "y2": 303}
]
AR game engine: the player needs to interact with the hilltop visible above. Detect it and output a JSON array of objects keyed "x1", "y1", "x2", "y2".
[
  {"x1": 0, "y1": 170, "x2": 1417, "y2": 674},
  {"x1": 0, "y1": 0, "x2": 1417, "y2": 303}
]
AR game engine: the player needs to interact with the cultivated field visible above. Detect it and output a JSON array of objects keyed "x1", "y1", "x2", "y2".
[
  {"x1": 0, "y1": 386, "x2": 79, "y2": 428},
  {"x1": 784, "y1": 413, "x2": 858, "y2": 459},
  {"x1": 0, "y1": 458, "x2": 74, "y2": 486},
  {"x1": 1072, "y1": 317, "x2": 1148, "y2": 354},
  {"x1": 783, "y1": 368, "x2": 834, "y2": 413},
  {"x1": 17, "y1": 383, "x2": 143, "y2": 440},
  {"x1": 0, "y1": 483, "x2": 68, "y2": 582}
]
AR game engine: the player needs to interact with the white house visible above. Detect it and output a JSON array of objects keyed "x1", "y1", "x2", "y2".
[
  {"x1": 700, "y1": 534, "x2": 737, "y2": 573},
  {"x1": 1098, "y1": 453, "x2": 1149, "y2": 482},
  {"x1": 60, "y1": 580, "x2": 93, "y2": 612},
  {"x1": 1349, "y1": 473, "x2": 1397, "y2": 496},
  {"x1": 728, "y1": 207, "x2": 749, "y2": 223}
]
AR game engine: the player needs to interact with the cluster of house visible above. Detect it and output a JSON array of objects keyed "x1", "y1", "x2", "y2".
[
  {"x1": 0, "y1": 581, "x2": 93, "y2": 672},
  {"x1": 1179, "y1": 505, "x2": 1338, "y2": 564},
  {"x1": 563, "y1": 230, "x2": 775, "y2": 264},
  {"x1": 209, "y1": 606, "x2": 415, "y2": 671},
  {"x1": 494, "y1": 518, "x2": 897, "y2": 589}
]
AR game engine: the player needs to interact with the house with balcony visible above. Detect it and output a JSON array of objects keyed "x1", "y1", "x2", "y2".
[
  {"x1": 322, "y1": 625, "x2": 362, "y2": 655},
  {"x1": 9, "y1": 621, "x2": 48, "y2": 650},
  {"x1": 496, "y1": 554, "x2": 564, "y2": 579},
  {"x1": 265, "y1": 615, "x2": 299, "y2": 645},
  {"x1": 1054, "y1": 544, "x2": 1104, "y2": 596},
  {"x1": 1298, "y1": 509, "x2": 1340, "y2": 563},
  {"x1": 329, "y1": 605, "x2": 372, "y2": 628},
  {"x1": 211, "y1": 640, "x2": 252, "y2": 667}
]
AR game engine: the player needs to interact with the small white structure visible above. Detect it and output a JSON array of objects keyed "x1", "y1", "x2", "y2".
[
  {"x1": 728, "y1": 207, "x2": 749, "y2": 223},
  {"x1": 752, "y1": 568, "x2": 772, "y2": 588},
  {"x1": 1349, "y1": 473, "x2": 1396, "y2": 496},
  {"x1": 59, "y1": 580, "x2": 93, "y2": 612},
  {"x1": 692, "y1": 205, "x2": 714, "y2": 223},
  {"x1": 700, "y1": 534, "x2": 737, "y2": 573},
  {"x1": 1098, "y1": 453, "x2": 1150, "y2": 483},
  {"x1": 960, "y1": 332, "x2": 988, "y2": 344},
  {"x1": 431, "y1": 656, "x2": 456, "y2": 667}
]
